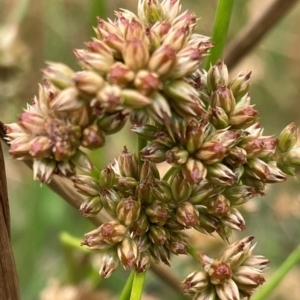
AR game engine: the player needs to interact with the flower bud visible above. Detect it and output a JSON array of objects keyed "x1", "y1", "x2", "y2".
[
  {"x1": 145, "y1": 201, "x2": 169, "y2": 225},
  {"x1": 166, "y1": 146, "x2": 189, "y2": 166},
  {"x1": 176, "y1": 202, "x2": 199, "y2": 228},
  {"x1": 116, "y1": 196, "x2": 141, "y2": 227},
  {"x1": 134, "y1": 70, "x2": 162, "y2": 95},
  {"x1": 244, "y1": 158, "x2": 270, "y2": 181},
  {"x1": 70, "y1": 150, "x2": 93, "y2": 172},
  {"x1": 57, "y1": 160, "x2": 75, "y2": 177},
  {"x1": 29, "y1": 136, "x2": 52, "y2": 158},
  {"x1": 136, "y1": 180, "x2": 154, "y2": 205},
  {"x1": 278, "y1": 122, "x2": 298, "y2": 153},
  {"x1": 148, "y1": 225, "x2": 170, "y2": 245},
  {"x1": 134, "y1": 252, "x2": 151, "y2": 273},
  {"x1": 182, "y1": 158, "x2": 207, "y2": 184},
  {"x1": 206, "y1": 163, "x2": 237, "y2": 186},
  {"x1": 122, "y1": 38, "x2": 149, "y2": 72},
  {"x1": 229, "y1": 70, "x2": 252, "y2": 102},
  {"x1": 194, "y1": 207, "x2": 218, "y2": 234},
  {"x1": 195, "y1": 141, "x2": 227, "y2": 164},
  {"x1": 207, "y1": 60, "x2": 229, "y2": 92},
  {"x1": 265, "y1": 163, "x2": 287, "y2": 183},
  {"x1": 206, "y1": 195, "x2": 230, "y2": 217},
  {"x1": 233, "y1": 266, "x2": 265, "y2": 289},
  {"x1": 117, "y1": 237, "x2": 139, "y2": 269},
  {"x1": 99, "y1": 250, "x2": 119, "y2": 279},
  {"x1": 282, "y1": 147, "x2": 300, "y2": 167},
  {"x1": 140, "y1": 160, "x2": 160, "y2": 181},
  {"x1": 161, "y1": 0, "x2": 181, "y2": 22},
  {"x1": 101, "y1": 189, "x2": 121, "y2": 216},
  {"x1": 243, "y1": 255, "x2": 270, "y2": 271},
  {"x1": 229, "y1": 106, "x2": 258, "y2": 129},
  {"x1": 166, "y1": 112, "x2": 187, "y2": 142},
  {"x1": 43, "y1": 62, "x2": 74, "y2": 89},
  {"x1": 215, "y1": 279, "x2": 239, "y2": 300},
  {"x1": 150, "y1": 245, "x2": 171, "y2": 266},
  {"x1": 18, "y1": 111, "x2": 46, "y2": 135},
  {"x1": 189, "y1": 181, "x2": 214, "y2": 204},
  {"x1": 221, "y1": 208, "x2": 246, "y2": 231},
  {"x1": 182, "y1": 271, "x2": 209, "y2": 294},
  {"x1": 152, "y1": 179, "x2": 173, "y2": 203},
  {"x1": 74, "y1": 70, "x2": 104, "y2": 95},
  {"x1": 148, "y1": 92, "x2": 172, "y2": 123},
  {"x1": 208, "y1": 260, "x2": 232, "y2": 285},
  {"x1": 138, "y1": 0, "x2": 164, "y2": 24},
  {"x1": 131, "y1": 124, "x2": 158, "y2": 141},
  {"x1": 80, "y1": 196, "x2": 103, "y2": 217},
  {"x1": 121, "y1": 89, "x2": 152, "y2": 108},
  {"x1": 225, "y1": 146, "x2": 247, "y2": 167},
  {"x1": 98, "y1": 110, "x2": 129, "y2": 135},
  {"x1": 209, "y1": 107, "x2": 229, "y2": 129},
  {"x1": 115, "y1": 177, "x2": 138, "y2": 195},
  {"x1": 224, "y1": 185, "x2": 256, "y2": 206},
  {"x1": 33, "y1": 158, "x2": 56, "y2": 183},
  {"x1": 118, "y1": 147, "x2": 139, "y2": 179},
  {"x1": 94, "y1": 84, "x2": 122, "y2": 113},
  {"x1": 132, "y1": 214, "x2": 150, "y2": 237},
  {"x1": 170, "y1": 171, "x2": 193, "y2": 202},
  {"x1": 98, "y1": 165, "x2": 116, "y2": 189},
  {"x1": 140, "y1": 141, "x2": 167, "y2": 163},
  {"x1": 211, "y1": 86, "x2": 236, "y2": 115},
  {"x1": 81, "y1": 124, "x2": 105, "y2": 149}
]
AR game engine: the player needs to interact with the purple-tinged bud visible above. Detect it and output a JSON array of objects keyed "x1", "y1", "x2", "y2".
[
  {"x1": 150, "y1": 245, "x2": 171, "y2": 266},
  {"x1": 103, "y1": 33, "x2": 125, "y2": 57},
  {"x1": 141, "y1": 142, "x2": 167, "y2": 163},
  {"x1": 117, "y1": 237, "x2": 139, "y2": 269},
  {"x1": 98, "y1": 110, "x2": 129, "y2": 135},
  {"x1": 244, "y1": 158, "x2": 270, "y2": 181},
  {"x1": 221, "y1": 208, "x2": 246, "y2": 231},
  {"x1": 219, "y1": 236, "x2": 255, "y2": 268},
  {"x1": 115, "y1": 177, "x2": 138, "y2": 195},
  {"x1": 99, "y1": 250, "x2": 119, "y2": 279},
  {"x1": 145, "y1": 201, "x2": 169, "y2": 225},
  {"x1": 136, "y1": 180, "x2": 154, "y2": 205},
  {"x1": 162, "y1": 26, "x2": 189, "y2": 51},
  {"x1": 134, "y1": 252, "x2": 151, "y2": 273},
  {"x1": 166, "y1": 146, "x2": 189, "y2": 166},
  {"x1": 70, "y1": 150, "x2": 93, "y2": 172},
  {"x1": 209, "y1": 107, "x2": 229, "y2": 129},
  {"x1": 148, "y1": 92, "x2": 172, "y2": 124},
  {"x1": 151, "y1": 20, "x2": 171, "y2": 39},
  {"x1": 74, "y1": 49, "x2": 114, "y2": 73},
  {"x1": 18, "y1": 111, "x2": 46, "y2": 135},
  {"x1": 195, "y1": 141, "x2": 227, "y2": 164},
  {"x1": 100, "y1": 189, "x2": 121, "y2": 216},
  {"x1": 215, "y1": 279, "x2": 239, "y2": 300},
  {"x1": 130, "y1": 109, "x2": 149, "y2": 126},
  {"x1": 118, "y1": 147, "x2": 139, "y2": 178},
  {"x1": 72, "y1": 175, "x2": 100, "y2": 197},
  {"x1": 194, "y1": 207, "x2": 218, "y2": 234},
  {"x1": 208, "y1": 260, "x2": 232, "y2": 285},
  {"x1": 122, "y1": 38, "x2": 149, "y2": 72},
  {"x1": 33, "y1": 158, "x2": 56, "y2": 183},
  {"x1": 100, "y1": 221, "x2": 128, "y2": 245},
  {"x1": 225, "y1": 146, "x2": 247, "y2": 167},
  {"x1": 207, "y1": 129, "x2": 241, "y2": 148},
  {"x1": 154, "y1": 130, "x2": 174, "y2": 148},
  {"x1": 206, "y1": 195, "x2": 230, "y2": 217},
  {"x1": 145, "y1": 27, "x2": 161, "y2": 52},
  {"x1": 95, "y1": 18, "x2": 121, "y2": 38},
  {"x1": 121, "y1": 89, "x2": 152, "y2": 109},
  {"x1": 278, "y1": 122, "x2": 298, "y2": 153},
  {"x1": 189, "y1": 181, "x2": 214, "y2": 204},
  {"x1": 123, "y1": 17, "x2": 145, "y2": 40},
  {"x1": 207, "y1": 60, "x2": 229, "y2": 92},
  {"x1": 107, "y1": 62, "x2": 135, "y2": 88},
  {"x1": 136, "y1": 235, "x2": 151, "y2": 253},
  {"x1": 206, "y1": 163, "x2": 237, "y2": 186},
  {"x1": 140, "y1": 160, "x2": 160, "y2": 181},
  {"x1": 131, "y1": 124, "x2": 158, "y2": 141},
  {"x1": 233, "y1": 266, "x2": 265, "y2": 288},
  {"x1": 148, "y1": 225, "x2": 170, "y2": 246},
  {"x1": 165, "y1": 112, "x2": 187, "y2": 142},
  {"x1": 163, "y1": 80, "x2": 205, "y2": 117},
  {"x1": 182, "y1": 158, "x2": 207, "y2": 184},
  {"x1": 116, "y1": 196, "x2": 141, "y2": 227},
  {"x1": 229, "y1": 70, "x2": 252, "y2": 102},
  {"x1": 161, "y1": 0, "x2": 181, "y2": 22},
  {"x1": 148, "y1": 45, "x2": 176, "y2": 77},
  {"x1": 42, "y1": 62, "x2": 74, "y2": 89},
  {"x1": 80, "y1": 196, "x2": 103, "y2": 217},
  {"x1": 132, "y1": 214, "x2": 150, "y2": 237},
  {"x1": 170, "y1": 171, "x2": 193, "y2": 202},
  {"x1": 81, "y1": 124, "x2": 105, "y2": 150},
  {"x1": 134, "y1": 70, "x2": 162, "y2": 95},
  {"x1": 99, "y1": 166, "x2": 116, "y2": 189},
  {"x1": 182, "y1": 271, "x2": 209, "y2": 294},
  {"x1": 243, "y1": 255, "x2": 270, "y2": 271},
  {"x1": 224, "y1": 185, "x2": 256, "y2": 206},
  {"x1": 282, "y1": 147, "x2": 300, "y2": 167},
  {"x1": 152, "y1": 179, "x2": 173, "y2": 203},
  {"x1": 211, "y1": 86, "x2": 236, "y2": 115},
  {"x1": 167, "y1": 232, "x2": 187, "y2": 255},
  {"x1": 176, "y1": 202, "x2": 199, "y2": 228},
  {"x1": 74, "y1": 70, "x2": 104, "y2": 95},
  {"x1": 229, "y1": 106, "x2": 258, "y2": 129},
  {"x1": 172, "y1": 11, "x2": 197, "y2": 32},
  {"x1": 185, "y1": 119, "x2": 210, "y2": 154},
  {"x1": 29, "y1": 136, "x2": 51, "y2": 159},
  {"x1": 84, "y1": 38, "x2": 114, "y2": 60}
]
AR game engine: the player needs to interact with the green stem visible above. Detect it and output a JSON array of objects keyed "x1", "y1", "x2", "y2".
[
  {"x1": 162, "y1": 167, "x2": 180, "y2": 181},
  {"x1": 252, "y1": 245, "x2": 300, "y2": 300},
  {"x1": 204, "y1": 0, "x2": 235, "y2": 70},
  {"x1": 119, "y1": 271, "x2": 135, "y2": 300},
  {"x1": 59, "y1": 231, "x2": 90, "y2": 253},
  {"x1": 130, "y1": 272, "x2": 146, "y2": 300}
]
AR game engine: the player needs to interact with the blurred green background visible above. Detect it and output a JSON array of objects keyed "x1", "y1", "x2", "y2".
[{"x1": 1, "y1": 0, "x2": 300, "y2": 299}]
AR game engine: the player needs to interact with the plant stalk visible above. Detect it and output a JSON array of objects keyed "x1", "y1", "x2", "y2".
[
  {"x1": 130, "y1": 272, "x2": 146, "y2": 300},
  {"x1": 120, "y1": 271, "x2": 135, "y2": 300}
]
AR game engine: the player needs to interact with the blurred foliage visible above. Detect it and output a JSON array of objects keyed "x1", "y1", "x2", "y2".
[{"x1": 1, "y1": 0, "x2": 300, "y2": 299}]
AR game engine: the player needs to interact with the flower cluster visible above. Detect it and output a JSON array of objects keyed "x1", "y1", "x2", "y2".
[{"x1": 5, "y1": 0, "x2": 300, "y2": 299}]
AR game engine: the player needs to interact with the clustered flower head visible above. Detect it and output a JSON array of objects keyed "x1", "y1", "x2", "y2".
[{"x1": 5, "y1": 0, "x2": 300, "y2": 299}]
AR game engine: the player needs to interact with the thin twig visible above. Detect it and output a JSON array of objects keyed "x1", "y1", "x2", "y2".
[
  {"x1": 0, "y1": 121, "x2": 185, "y2": 297},
  {"x1": 224, "y1": 0, "x2": 299, "y2": 69}
]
